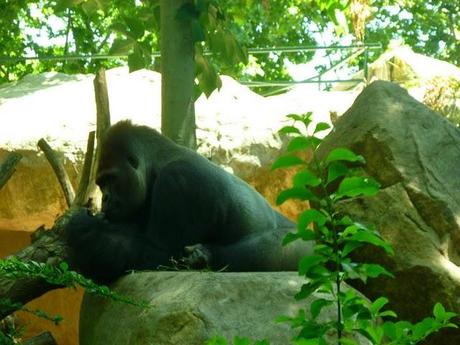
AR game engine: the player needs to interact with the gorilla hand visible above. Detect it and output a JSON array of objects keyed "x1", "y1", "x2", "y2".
[{"x1": 181, "y1": 243, "x2": 212, "y2": 269}]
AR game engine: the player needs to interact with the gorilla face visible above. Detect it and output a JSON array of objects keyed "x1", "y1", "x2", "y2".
[{"x1": 96, "y1": 140, "x2": 148, "y2": 223}]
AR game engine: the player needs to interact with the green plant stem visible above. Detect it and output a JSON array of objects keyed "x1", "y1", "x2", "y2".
[{"x1": 311, "y1": 150, "x2": 342, "y2": 342}]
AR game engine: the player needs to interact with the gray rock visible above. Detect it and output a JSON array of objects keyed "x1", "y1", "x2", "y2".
[
  {"x1": 319, "y1": 80, "x2": 460, "y2": 344},
  {"x1": 80, "y1": 271, "x2": 369, "y2": 345}
]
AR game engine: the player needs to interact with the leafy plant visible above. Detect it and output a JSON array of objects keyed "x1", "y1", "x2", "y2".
[
  {"x1": 0, "y1": 257, "x2": 149, "y2": 307},
  {"x1": 270, "y1": 112, "x2": 457, "y2": 344},
  {"x1": 0, "y1": 256, "x2": 150, "y2": 343}
]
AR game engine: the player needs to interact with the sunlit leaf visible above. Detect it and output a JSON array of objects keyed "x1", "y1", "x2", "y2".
[
  {"x1": 293, "y1": 170, "x2": 321, "y2": 187},
  {"x1": 276, "y1": 187, "x2": 317, "y2": 205},
  {"x1": 298, "y1": 209, "x2": 327, "y2": 231},
  {"x1": 337, "y1": 177, "x2": 380, "y2": 198},
  {"x1": 271, "y1": 155, "x2": 306, "y2": 170},
  {"x1": 313, "y1": 122, "x2": 331, "y2": 134},
  {"x1": 278, "y1": 126, "x2": 301, "y2": 135},
  {"x1": 325, "y1": 148, "x2": 365, "y2": 164}
]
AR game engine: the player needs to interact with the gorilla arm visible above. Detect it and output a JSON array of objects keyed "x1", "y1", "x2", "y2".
[{"x1": 66, "y1": 209, "x2": 171, "y2": 284}]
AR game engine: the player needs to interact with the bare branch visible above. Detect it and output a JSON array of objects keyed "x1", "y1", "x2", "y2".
[
  {"x1": 37, "y1": 139, "x2": 75, "y2": 207},
  {"x1": 0, "y1": 152, "x2": 22, "y2": 191},
  {"x1": 93, "y1": 68, "x2": 111, "y2": 134},
  {"x1": 88, "y1": 69, "x2": 112, "y2": 198},
  {"x1": 73, "y1": 131, "x2": 95, "y2": 207}
]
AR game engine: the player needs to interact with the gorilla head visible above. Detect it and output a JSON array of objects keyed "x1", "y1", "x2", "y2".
[{"x1": 96, "y1": 122, "x2": 151, "y2": 222}]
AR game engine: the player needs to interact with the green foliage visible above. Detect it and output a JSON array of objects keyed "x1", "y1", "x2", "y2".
[
  {"x1": 0, "y1": 256, "x2": 150, "y2": 341},
  {"x1": 176, "y1": 0, "x2": 248, "y2": 98},
  {"x1": 270, "y1": 113, "x2": 458, "y2": 344},
  {"x1": 367, "y1": 0, "x2": 459, "y2": 66},
  {"x1": 2, "y1": 0, "x2": 457, "y2": 96},
  {"x1": 0, "y1": 257, "x2": 148, "y2": 308}
]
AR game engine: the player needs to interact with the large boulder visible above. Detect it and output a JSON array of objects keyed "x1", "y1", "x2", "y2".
[
  {"x1": 319, "y1": 80, "x2": 460, "y2": 344},
  {"x1": 79, "y1": 272, "x2": 369, "y2": 345}
]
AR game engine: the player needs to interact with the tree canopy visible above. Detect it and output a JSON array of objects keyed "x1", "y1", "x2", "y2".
[{"x1": 0, "y1": 0, "x2": 458, "y2": 88}]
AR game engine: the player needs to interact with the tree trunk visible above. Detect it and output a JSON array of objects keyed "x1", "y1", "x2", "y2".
[{"x1": 160, "y1": 0, "x2": 197, "y2": 150}]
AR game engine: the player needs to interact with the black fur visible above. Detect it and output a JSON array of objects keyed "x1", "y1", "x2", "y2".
[{"x1": 66, "y1": 121, "x2": 310, "y2": 283}]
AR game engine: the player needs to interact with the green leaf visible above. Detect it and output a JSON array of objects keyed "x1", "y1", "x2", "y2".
[
  {"x1": 81, "y1": 0, "x2": 101, "y2": 16},
  {"x1": 298, "y1": 320, "x2": 324, "y2": 339},
  {"x1": 271, "y1": 155, "x2": 305, "y2": 170},
  {"x1": 299, "y1": 229, "x2": 317, "y2": 241},
  {"x1": 276, "y1": 187, "x2": 317, "y2": 205},
  {"x1": 282, "y1": 232, "x2": 300, "y2": 245},
  {"x1": 313, "y1": 122, "x2": 331, "y2": 133},
  {"x1": 337, "y1": 177, "x2": 380, "y2": 198},
  {"x1": 326, "y1": 161, "x2": 348, "y2": 185},
  {"x1": 109, "y1": 38, "x2": 135, "y2": 55},
  {"x1": 371, "y1": 297, "x2": 389, "y2": 315},
  {"x1": 350, "y1": 232, "x2": 394, "y2": 255},
  {"x1": 124, "y1": 17, "x2": 145, "y2": 39},
  {"x1": 341, "y1": 241, "x2": 363, "y2": 258},
  {"x1": 195, "y1": 49, "x2": 222, "y2": 97},
  {"x1": 358, "y1": 326, "x2": 384, "y2": 343},
  {"x1": 433, "y1": 303, "x2": 446, "y2": 319},
  {"x1": 295, "y1": 281, "x2": 323, "y2": 300},
  {"x1": 286, "y1": 113, "x2": 311, "y2": 124},
  {"x1": 278, "y1": 126, "x2": 301, "y2": 135},
  {"x1": 325, "y1": 148, "x2": 365, "y2": 164},
  {"x1": 298, "y1": 255, "x2": 327, "y2": 276},
  {"x1": 59, "y1": 261, "x2": 69, "y2": 271},
  {"x1": 313, "y1": 244, "x2": 333, "y2": 257},
  {"x1": 310, "y1": 298, "x2": 333, "y2": 319},
  {"x1": 379, "y1": 310, "x2": 398, "y2": 318},
  {"x1": 293, "y1": 170, "x2": 321, "y2": 188},
  {"x1": 362, "y1": 264, "x2": 394, "y2": 279},
  {"x1": 298, "y1": 209, "x2": 327, "y2": 231},
  {"x1": 382, "y1": 322, "x2": 398, "y2": 340},
  {"x1": 287, "y1": 136, "x2": 313, "y2": 152},
  {"x1": 282, "y1": 228, "x2": 316, "y2": 245},
  {"x1": 206, "y1": 336, "x2": 228, "y2": 345},
  {"x1": 127, "y1": 46, "x2": 145, "y2": 72},
  {"x1": 233, "y1": 337, "x2": 251, "y2": 345},
  {"x1": 110, "y1": 22, "x2": 129, "y2": 35},
  {"x1": 413, "y1": 317, "x2": 435, "y2": 339}
]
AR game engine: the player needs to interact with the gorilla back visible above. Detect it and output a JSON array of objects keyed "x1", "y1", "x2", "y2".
[{"x1": 66, "y1": 121, "x2": 310, "y2": 283}]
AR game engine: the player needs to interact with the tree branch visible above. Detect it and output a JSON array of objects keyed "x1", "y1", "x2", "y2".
[
  {"x1": 73, "y1": 131, "x2": 95, "y2": 207},
  {"x1": 0, "y1": 152, "x2": 22, "y2": 191},
  {"x1": 89, "y1": 69, "x2": 111, "y2": 196},
  {"x1": 37, "y1": 139, "x2": 75, "y2": 207}
]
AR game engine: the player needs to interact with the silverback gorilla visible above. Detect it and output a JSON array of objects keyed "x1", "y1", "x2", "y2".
[{"x1": 66, "y1": 121, "x2": 309, "y2": 283}]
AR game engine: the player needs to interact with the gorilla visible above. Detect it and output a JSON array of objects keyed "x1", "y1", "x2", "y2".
[{"x1": 66, "y1": 120, "x2": 310, "y2": 283}]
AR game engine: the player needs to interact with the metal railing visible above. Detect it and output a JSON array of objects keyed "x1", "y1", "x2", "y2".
[{"x1": 0, "y1": 43, "x2": 382, "y2": 92}]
